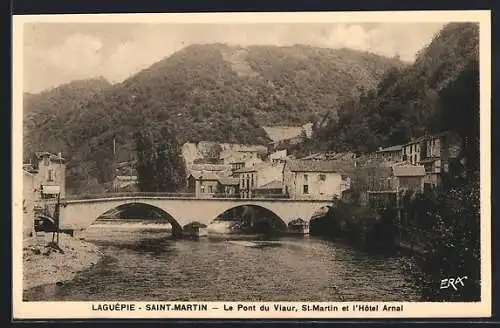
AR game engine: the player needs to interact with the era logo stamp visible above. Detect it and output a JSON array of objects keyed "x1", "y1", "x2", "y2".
[{"x1": 440, "y1": 276, "x2": 468, "y2": 291}]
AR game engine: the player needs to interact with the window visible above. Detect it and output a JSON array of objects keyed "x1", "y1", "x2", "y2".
[
  {"x1": 201, "y1": 185, "x2": 205, "y2": 193},
  {"x1": 209, "y1": 185, "x2": 213, "y2": 193},
  {"x1": 303, "y1": 174, "x2": 309, "y2": 194},
  {"x1": 47, "y1": 169, "x2": 54, "y2": 181},
  {"x1": 319, "y1": 174, "x2": 326, "y2": 182}
]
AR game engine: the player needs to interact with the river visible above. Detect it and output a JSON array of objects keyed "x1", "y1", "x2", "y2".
[{"x1": 24, "y1": 222, "x2": 422, "y2": 301}]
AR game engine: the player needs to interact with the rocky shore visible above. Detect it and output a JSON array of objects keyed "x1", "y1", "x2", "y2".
[{"x1": 23, "y1": 233, "x2": 103, "y2": 290}]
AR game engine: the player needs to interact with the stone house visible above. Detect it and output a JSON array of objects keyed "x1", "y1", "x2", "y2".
[
  {"x1": 282, "y1": 159, "x2": 354, "y2": 200},
  {"x1": 376, "y1": 145, "x2": 403, "y2": 163},
  {"x1": 112, "y1": 175, "x2": 139, "y2": 192},
  {"x1": 23, "y1": 170, "x2": 36, "y2": 238},
  {"x1": 187, "y1": 171, "x2": 240, "y2": 198},
  {"x1": 235, "y1": 162, "x2": 285, "y2": 199},
  {"x1": 402, "y1": 131, "x2": 462, "y2": 187},
  {"x1": 22, "y1": 151, "x2": 66, "y2": 237},
  {"x1": 187, "y1": 171, "x2": 220, "y2": 198},
  {"x1": 25, "y1": 151, "x2": 66, "y2": 199}
]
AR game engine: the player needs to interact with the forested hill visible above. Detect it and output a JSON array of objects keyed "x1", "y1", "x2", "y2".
[
  {"x1": 310, "y1": 22, "x2": 479, "y2": 155},
  {"x1": 23, "y1": 43, "x2": 404, "y2": 193},
  {"x1": 23, "y1": 77, "x2": 112, "y2": 117}
]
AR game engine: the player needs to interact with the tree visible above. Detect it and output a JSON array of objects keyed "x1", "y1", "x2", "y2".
[
  {"x1": 404, "y1": 180, "x2": 481, "y2": 301},
  {"x1": 134, "y1": 123, "x2": 187, "y2": 192},
  {"x1": 438, "y1": 59, "x2": 480, "y2": 174}
]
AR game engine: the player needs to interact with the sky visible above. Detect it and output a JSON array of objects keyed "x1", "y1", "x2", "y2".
[{"x1": 23, "y1": 22, "x2": 446, "y2": 93}]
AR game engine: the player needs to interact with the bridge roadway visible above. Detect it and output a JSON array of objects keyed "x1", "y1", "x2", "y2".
[{"x1": 57, "y1": 193, "x2": 333, "y2": 234}]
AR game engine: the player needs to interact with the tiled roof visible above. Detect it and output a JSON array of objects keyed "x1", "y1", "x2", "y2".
[
  {"x1": 189, "y1": 164, "x2": 230, "y2": 172},
  {"x1": 403, "y1": 131, "x2": 456, "y2": 146},
  {"x1": 189, "y1": 171, "x2": 221, "y2": 181},
  {"x1": 301, "y1": 152, "x2": 356, "y2": 161},
  {"x1": 255, "y1": 179, "x2": 282, "y2": 190},
  {"x1": 285, "y1": 159, "x2": 355, "y2": 173},
  {"x1": 217, "y1": 177, "x2": 240, "y2": 186},
  {"x1": 377, "y1": 145, "x2": 403, "y2": 152},
  {"x1": 392, "y1": 164, "x2": 425, "y2": 177},
  {"x1": 301, "y1": 152, "x2": 322, "y2": 160},
  {"x1": 23, "y1": 168, "x2": 35, "y2": 176},
  {"x1": 234, "y1": 162, "x2": 276, "y2": 173}
]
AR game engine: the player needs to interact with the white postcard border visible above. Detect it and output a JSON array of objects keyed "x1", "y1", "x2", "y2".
[{"x1": 12, "y1": 10, "x2": 492, "y2": 319}]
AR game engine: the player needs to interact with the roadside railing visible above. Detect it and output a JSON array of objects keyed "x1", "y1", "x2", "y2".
[
  {"x1": 63, "y1": 192, "x2": 197, "y2": 200},
  {"x1": 61, "y1": 192, "x2": 293, "y2": 201}
]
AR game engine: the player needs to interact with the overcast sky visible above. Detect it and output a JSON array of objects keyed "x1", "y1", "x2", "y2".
[{"x1": 23, "y1": 22, "x2": 446, "y2": 93}]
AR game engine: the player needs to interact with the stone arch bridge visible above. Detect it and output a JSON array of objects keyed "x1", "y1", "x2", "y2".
[{"x1": 57, "y1": 194, "x2": 333, "y2": 234}]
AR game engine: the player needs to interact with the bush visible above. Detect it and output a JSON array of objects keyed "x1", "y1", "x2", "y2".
[
  {"x1": 404, "y1": 179, "x2": 481, "y2": 301},
  {"x1": 329, "y1": 198, "x2": 396, "y2": 250}
]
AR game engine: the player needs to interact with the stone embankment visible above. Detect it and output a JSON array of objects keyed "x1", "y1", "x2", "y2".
[{"x1": 23, "y1": 233, "x2": 103, "y2": 290}]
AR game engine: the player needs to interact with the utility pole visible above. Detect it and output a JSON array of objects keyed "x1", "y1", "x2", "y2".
[
  {"x1": 55, "y1": 192, "x2": 60, "y2": 245},
  {"x1": 113, "y1": 138, "x2": 117, "y2": 193}
]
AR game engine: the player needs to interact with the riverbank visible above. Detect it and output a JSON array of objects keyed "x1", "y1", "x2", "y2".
[{"x1": 23, "y1": 233, "x2": 103, "y2": 291}]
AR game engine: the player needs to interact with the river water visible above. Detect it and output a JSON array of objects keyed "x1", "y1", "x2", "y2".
[{"x1": 24, "y1": 223, "x2": 423, "y2": 301}]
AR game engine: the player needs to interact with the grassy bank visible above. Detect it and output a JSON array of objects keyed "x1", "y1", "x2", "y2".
[{"x1": 23, "y1": 233, "x2": 103, "y2": 290}]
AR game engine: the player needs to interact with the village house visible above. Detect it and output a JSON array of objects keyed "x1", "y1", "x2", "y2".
[
  {"x1": 392, "y1": 163, "x2": 426, "y2": 191},
  {"x1": 282, "y1": 159, "x2": 354, "y2": 200},
  {"x1": 22, "y1": 151, "x2": 66, "y2": 237},
  {"x1": 187, "y1": 171, "x2": 220, "y2": 198},
  {"x1": 219, "y1": 144, "x2": 267, "y2": 165},
  {"x1": 268, "y1": 149, "x2": 288, "y2": 164},
  {"x1": 252, "y1": 179, "x2": 284, "y2": 198},
  {"x1": 402, "y1": 131, "x2": 462, "y2": 187},
  {"x1": 354, "y1": 160, "x2": 426, "y2": 209},
  {"x1": 216, "y1": 177, "x2": 240, "y2": 197},
  {"x1": 25, "y1": 152, "x2": 66, "y2": 199},
  {"x1": 358, "y1": 160, "x2": 426, "y2": 193},
  {"x1": 228, "y1": 152, "x2": 263, "y2": 176},
  {"x1": 187, "y1": 171, "x2": 240, "y2": 198},
  {"x1": 376, "y1": 145, "x2": 403, "y2": 163},
  {"x1": 113, "y1": 161, "x2": 139, "y2": 191},
  {"x1": 235, "y1": 162, "x2": 285, "y2": 199},
  {"x1": 188, "y1": 163, "x2": 232, "y2": 178},
  {"x1": 113, "y1": 175, "x2": 139, "y2": 191},
  {"x1": 23, "y1": 170, "x2": 36, "y2": 238}
]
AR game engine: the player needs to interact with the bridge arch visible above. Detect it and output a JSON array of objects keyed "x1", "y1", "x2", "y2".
[
  {"x1": 94, "y1": 202, "x2": 183, "y2": 236},
  {"x1": 60, "y1": 197, "x2": 336, "y2": 233},
  {"x1": 213, "y1": 204, "x2": 288, "y2": 233}
]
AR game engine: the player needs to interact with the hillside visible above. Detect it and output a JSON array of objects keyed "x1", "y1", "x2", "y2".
[
  {"x1": 311, "y1": 22, "x2": 479, "y2": 155},
  {"x1": 23, "y1": 43, "x2": 404, "y2": 194}
]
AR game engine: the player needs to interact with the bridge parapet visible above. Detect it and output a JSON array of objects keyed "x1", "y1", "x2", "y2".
[{"x1": 62, "y1": 192, "x2": 292, "y2": 202}]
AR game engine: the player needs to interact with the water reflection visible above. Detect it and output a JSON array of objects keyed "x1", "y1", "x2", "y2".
[{"x1": 24, "y1": 222, "x2": 422, "y2": 302}]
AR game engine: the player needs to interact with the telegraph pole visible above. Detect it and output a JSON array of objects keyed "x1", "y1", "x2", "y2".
[{"x1": 113, "y1": 138, "x2": 117, "y2": 192}]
